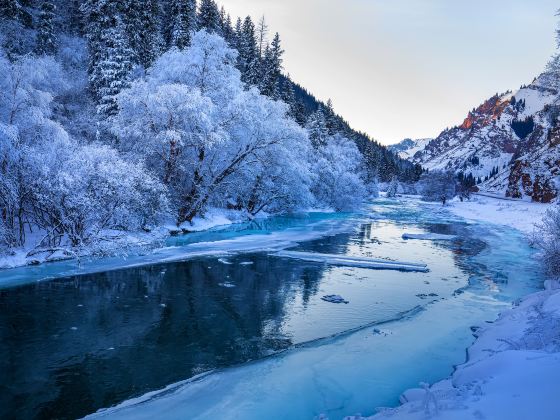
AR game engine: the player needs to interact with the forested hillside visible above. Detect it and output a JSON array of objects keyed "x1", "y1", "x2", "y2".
[{"x1": 0, "y1": 0, "x2": 420, "y2": 258}]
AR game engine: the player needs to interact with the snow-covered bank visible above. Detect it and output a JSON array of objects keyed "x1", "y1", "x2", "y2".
[
  {"x1": 447, "y1": 194, "x2": 552, "y2": 234},
  {"x1": 0, "y1": 210, "x2": 357, "y2": 289},
  {"x1": 0, "y1": 208, "x2": 257, "y2": 271},
  {"x1": 360, "y1": 280, "x2": 560, "y2": 420}
]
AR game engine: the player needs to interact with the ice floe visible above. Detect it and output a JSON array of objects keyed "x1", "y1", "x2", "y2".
[
  {"x1": 321, "y1": 295, "x2": 349, "y2": 304},
  {"x1": 274, "y1": 251, "x2": 429, "y2": 272}
]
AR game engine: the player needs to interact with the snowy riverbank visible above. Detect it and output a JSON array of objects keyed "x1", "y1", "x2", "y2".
[
  {"x1": 358, "y1": 279, "x2": 560, "y2": 420},
  {"x1": 0, "y1": 208, "x2": 255, "y2": 271},
  {"x1": 352, "y1": 196, "x2": 560, "y2": 420},
  {"x1": 447, "y1": 193, "x2": 552, "y2": 235}
]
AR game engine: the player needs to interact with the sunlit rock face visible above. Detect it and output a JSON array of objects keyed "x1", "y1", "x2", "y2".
[
  {"x1": 393, "y1": 72, "x2": 560, "y2": 202},
  {"x1": 507, "y1": 116, "x2": 560, "y2": 203}
]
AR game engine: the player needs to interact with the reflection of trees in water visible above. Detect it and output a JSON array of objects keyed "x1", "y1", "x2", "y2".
[{"x1": 0, "y1": 254, "x2": 327, "y2": 420}]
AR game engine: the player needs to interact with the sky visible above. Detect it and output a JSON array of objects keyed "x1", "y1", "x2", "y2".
[{"x1": 222, "y1": 0, "x2": 558, "y2": 145}]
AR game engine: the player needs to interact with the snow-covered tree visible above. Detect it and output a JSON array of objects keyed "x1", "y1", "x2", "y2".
[
  {"x1": 236, "y1": 16, "x2": 260, "y2": 86},
  {"x1": 311, "y1": 134, "x2": 367, "y2": 211},
  {"x1": 535, "y1": 207, "x2": 560, "y2": 277},
  {"x1": 198, "y1": 0, "x2": 220, "y2": 33},
  {"x1": 34, "y1": 144, "x2": 168, "y2": 248},
  {"x1": 95, "y1": 18, "x2": 134, "y2": 116},
  {"x1": 306, "y1": 107, "x2": 329, "y2": 148},
  {"x1": 386, "y1": 176, "x2": 399, "y2": 198},
  {"x1": 113, "y1": 31, "x2": 314, "y2": 224},
  {"x1": 123, "y1": 0, "x2": 164, "y2": 68},
  {"x1": 259, "y1": 32, "x2": 283, "y2": 98},
  {"x1": 35, "y1": 1, "x2": 58, "y2": 56},
  {"x1": 169, "y1": 0, "x2": 197, "y2": 49},
  {"x1": 419, "y1": 170, "x2": 456, "y2": 204}
]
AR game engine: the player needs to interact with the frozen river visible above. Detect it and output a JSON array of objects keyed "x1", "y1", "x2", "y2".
[{"x1": 0, "y1": 199, "x2": 542, "y2": 419}]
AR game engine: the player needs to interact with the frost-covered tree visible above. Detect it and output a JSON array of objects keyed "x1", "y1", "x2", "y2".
[
  {"x1": 0, "y1": 49, "x2": 167, "y2": 252},
  {"x1": 534, "y1": 207, "x2": 560, "y2": 277},
  {"x1": 113, "y1": 31, "x2": 314, "y2": 224},
  {"x1": 95, "y1": 19, "x2": 134, "y2": 116},
  {"x1": 35, "y1": 1, "x2": 58, "y2": 56},
  {"x1": 259, "y1": 32, "x2": 283, "y2": 98},
  {"x1": 123, "y1": 0, "x2": 164, "y2": 68},
  {"x1": 34, "y1": 144, "x2": 168, "y2": 248},
  {"x1": 198, "y1": 0, "x2": 220, "y2": 33},
  {"x1": 386, "y1": 176, "x2": 399, "y2": 198},
  {"x1": 419, "y1": 170, "x2": 456, "y2": 204},
  {"x1": 169, "y1": 0, "x2": 197, "y2": 49},
  {"x1": 306, "y1": 107, "x2": 329, "y2": 148},
  {"x1": 0, "y1": 53, "x2": 71, "y2": 247},
  {"x1": 236, "y1": 16, "x2": 260, "y2": 86},
  {"x1": 311, "y1": 134, "x2": 367, "y2": 211}
]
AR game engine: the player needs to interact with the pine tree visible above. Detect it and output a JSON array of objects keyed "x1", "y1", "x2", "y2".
[
  {"x1": 259, "y1": 34, "x2": 283, "y2": 98},
  {"x1": 1, "y1": 0, "x2": 23, "y2": 21},
  {"x1": 123, "y1": 0, "x2": 163, "y2": 67},
  {"x1": 306, "y1": 107, "x2": 329, "y2": 148},
  {"x1": 265, "y1": 32, "x2": 284, "y2": 98},
  {"x1": 65, "y1": 0, "x2": 83, "y2": 34},
  {"x1": 169, "y1": 0, "x2": 197, "y2": 49},
  {"x1": 35, "y1": 1, "x2": 58, "y2": 56},
  {"x1": 237, "y1": 16, "x2": 260, "y2": 86},
  {"x1": 221, "y1": 12, "x2": 234, "y2": 44},
  {"x1": 281, "y1": 77, "x2": 306, "y2": 125},
  {"x1": 198, "y1": 0, "x2": 219, "y2": 33},
  {"x1": 96, "y1": 18, "x2": 134, "y2": 116},
  {"x1": 81, "y1": 0, "x2": 121, "y2": 99},
  {"x1": 324, "y1": 99, "x2": 341, "y2": 135}
]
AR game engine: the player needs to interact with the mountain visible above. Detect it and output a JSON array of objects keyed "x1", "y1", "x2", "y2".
[
  {"x1": 398, "y1": 71, "x2": 560, "y2": 202},
  {"x1": 389, "y1": 138, "x2": 433, "y2": 161}
]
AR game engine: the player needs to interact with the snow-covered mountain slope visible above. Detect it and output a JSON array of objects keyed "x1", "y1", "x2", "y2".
[
  {"x1": 389, "y1": 138, "x2": 432, "y2": 161},
  {"x1": 400, "y1": 72, "x2": 560, "y2": 202}
]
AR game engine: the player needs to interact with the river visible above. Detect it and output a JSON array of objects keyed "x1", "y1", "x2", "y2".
[{"x1": 0, "y1": 199, "x2": 542, "y2": 419}]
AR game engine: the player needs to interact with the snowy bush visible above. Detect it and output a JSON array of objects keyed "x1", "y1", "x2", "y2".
[
  {"x1": 535, "y1": 207, "x2": 560, "y2": 277},
  {"x1": 418, "y1": 170, "x2": 457, "y2": 204},
  {"x1": 311, "y1": 134, "x2": 367, "y2": 211}
]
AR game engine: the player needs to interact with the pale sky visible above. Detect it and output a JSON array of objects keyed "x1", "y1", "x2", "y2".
[{"x1": 221, "y1": 0, "x2": 558, "y2": 145}]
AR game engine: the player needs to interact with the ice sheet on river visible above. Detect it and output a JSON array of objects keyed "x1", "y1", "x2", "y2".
[
  {"x1": 274, "y1": 251, "x2": 429, "y2": 272},
  {"x1": 0, "y1": 216, "x2": 358, "y2": 289},
  {"x1": 402, "y1": 233, "x2": 456, "y2": 241}
]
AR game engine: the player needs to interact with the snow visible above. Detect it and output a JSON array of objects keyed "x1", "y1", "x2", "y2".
[
  {"x1": 360, "y1": 281, "x2": 560, "y2": 420},
  {"x1": 274, "y1": 250, "x2": 429, "y2": 272},
  {"x1": 390, "y1": 138, "x2": 432, "y2": 161},
  {"x1": 448, "y1": 194, "x2": 552, "y2": 234},
  {"x1": 178, "y1": 208, "x2": 235, "y2": 232}
]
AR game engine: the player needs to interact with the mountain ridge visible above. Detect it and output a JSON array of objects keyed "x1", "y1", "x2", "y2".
[{"x1": 392, "y1": 70, "x2": 560, "y2": 202}]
